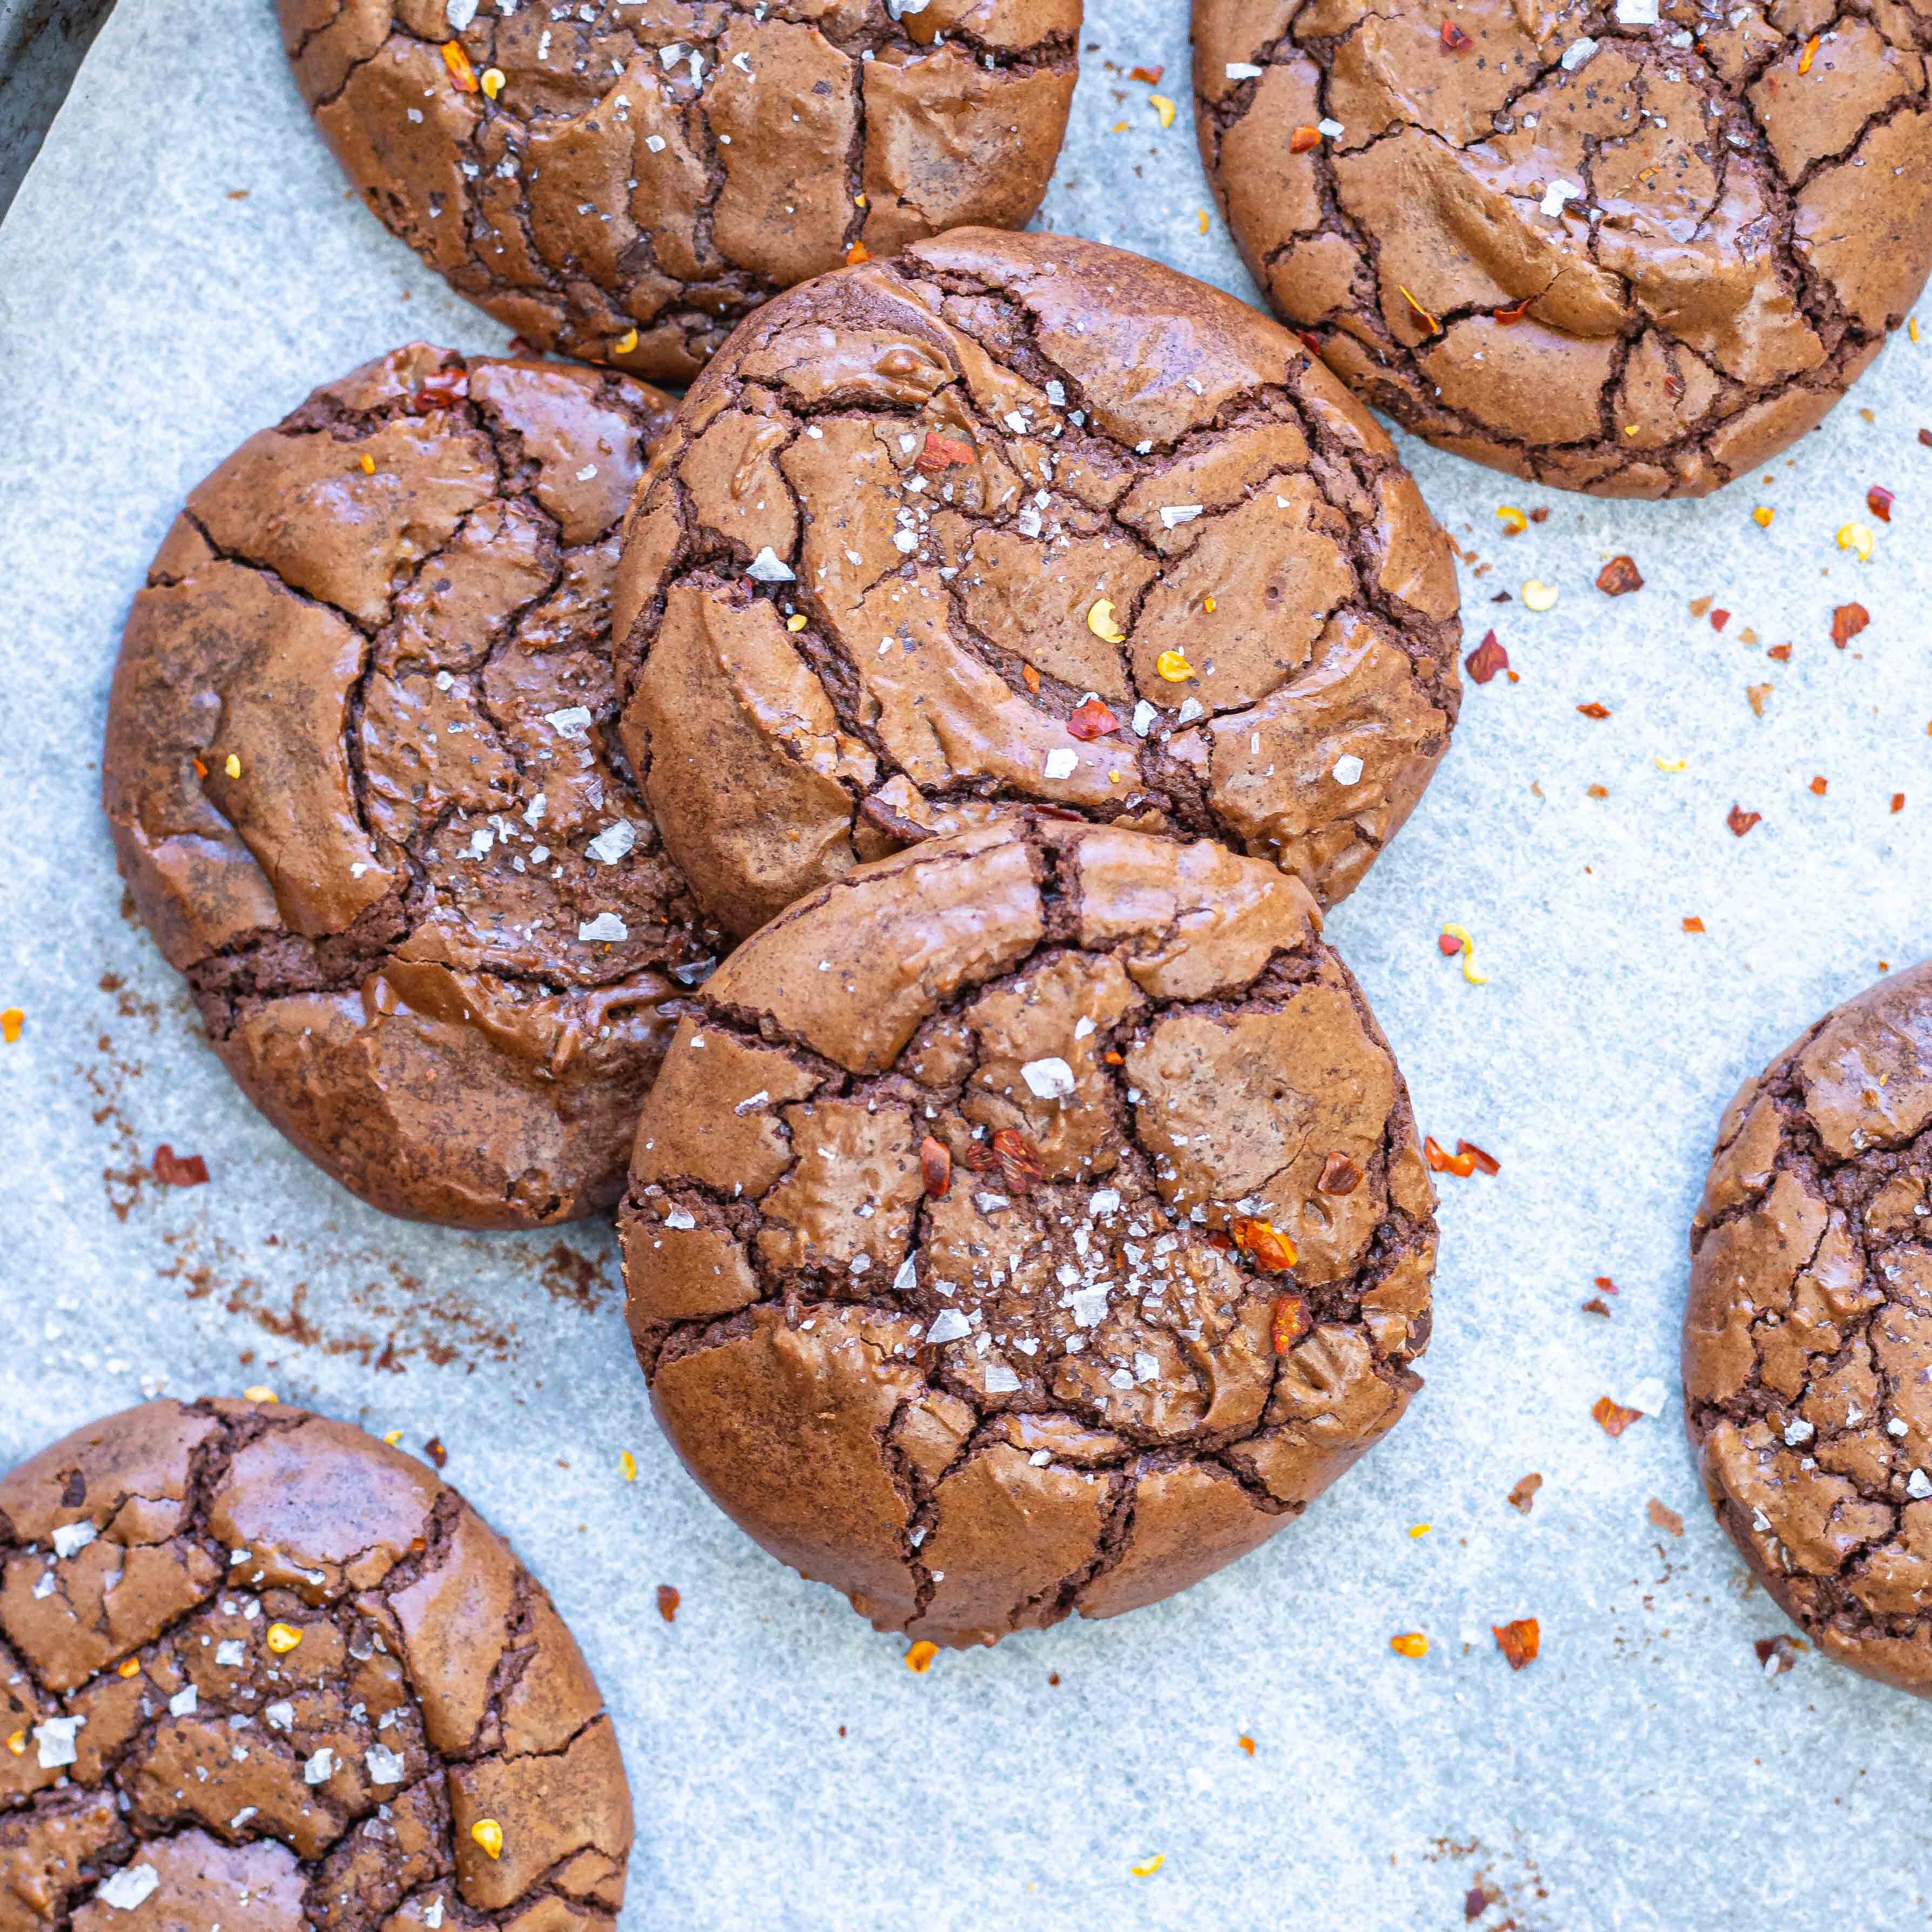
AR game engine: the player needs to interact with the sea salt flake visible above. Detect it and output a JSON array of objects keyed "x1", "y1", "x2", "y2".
[
  {"x1": 96, "y1": 1864, "x2": 160, "y2": 1912},
  {"x1": 1910, "y1": 1469, "x2": 1932, "y2": 1500},
  {"x1": 1224, "y1": 60, "x2": 1263, "y2": 78},
  {"x1": 170, "y1": 1686, "x2": 199, "y2": 1717},
  {"x1": 264, "y1": 1701, "x2": 293, "y2": 1730},
  {"x1": 544, "y1": 705, "x2": 593, "y2": 736},
  {"x1": 304, "y1": 1748, "x2": 336, "y2": 1786},
  {"x1": 216, "y1": 1640, "x2": 246, "y2": 1668},
  {"x1": 1134, "y1": 1352, "x2": 1160, "y2": 1384},
  {"x1": 1541, "y1": 178, "x2": 1580, "y2": 217},
  {"x1": 51, "y1": 1522, "x2": 95, "y2": 1559},
  {"x1": 365, "y1": 1745, "x2": 407, "y2": 1786},
  {"x1": 663, "y1": 1209, "x2": 696, "y2": 1230},
  {"x1": 1042, "y1": 748, "x2": 1079, "y2": 780},
  {"x1": 1131, "y1": 699, "x2": 1158, "y2": 736},
  {"x1": 1560, "y1": 36, "x2": 1598, "y2": 69},
  {"x1": 893, "y1": 1257, "x2": 918, "y2": 1294},
  {"x1": 1089, "y1": 1189, "x2": 1120, "y2": 1217},
  {"x1": 1069, "y1": 1284, "x2": 1110, "y2": 1328},
  {"x1": 1331, "y1": 753, "x2": 1364, "y2": 786},
  {"x1": 925, "y1": 1309, "x2": 972, "y2": 1346},
  {"x1": 982, "y1": 1363, "x2": 1021, "y2": 1394},
  {"x1": 1783, "y1": 1418, "x2": 1814, "y2": 1446},
  {"x1": 1615, "y1": 0, "x2": 1657, "y2": 18},
  {"x1": 1159, "y1": 504, "x2": 1203, "y2": 529},
  {"x1": 1022, "y1": 1057, "x2": 1076, "y2": 1100},
  {"x1": 1317, "y1": 117, "x2": 1344, "y2": 137},
  {"x1": 1109, "y1": 1368, "x2": 1135, "y2": 1389},
  {"x1": 587, "y1": 821, "x2": 636, "y2": 865},
  {"x1": 35, "y1": 1716, "x2": 83, "y2": 1768},
  {"x1": 578, "y1": 913, "x2": 629, "y2": 943},
  {"x1": 746, "y1": 546, "x2": 795, "y2": 582},
  {"x1": 575, "y1": 463, "x2": 598, "y2": 481}
]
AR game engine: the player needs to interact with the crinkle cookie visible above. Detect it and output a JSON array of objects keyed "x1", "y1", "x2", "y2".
[
  {"x1": 0, "y1": 1398, "x2": 632, "y2": 1928},
  {"x1": 610, "y1": 226, "x2": 1463, "y2": 939},
  {"x1": 279, "y1": 0, "x2": 1081, "y2": 381},
  {"x1": 621, "y1": 817, "x2": 1438, "y2": 1647},
  {"x1": 1194, "y1": 0, "x2": 1932, "y2": 496},
  {"x1": 103, "y1": 345, "x2": 721, "y2": 1229},
  {"x1": 1686, "y1": 959, "x2": 1932, "y2": 1693}
]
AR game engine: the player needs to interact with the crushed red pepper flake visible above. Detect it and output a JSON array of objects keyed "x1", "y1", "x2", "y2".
[
  {"x1": 1436, "y1": 932, "x2": 1463, "y2": 958},
  {"x1": 410, "y1": 368, "x2": 467, "y2": 414},
  {"x1": 1440, "y1": 18, "x2": 1472, "y2": 50},
  {"x1": 845, "y1": 241, "x2": 872, "y2": 265},
  {"x1": 1586, "y1": 784, "x2": 1608, "y2": 800},
  {"x1": 1893, "y1": 793, "x2": 1906, "y2": 813},
  {"x1": 1424, "y1": 1135, "x2": 1476, "y2": 1177},
  {"x1": 919, "y1": 1135, "x2": 952, "y2": 1199},
  {"x1": 1465, "y1": 630, "x2": 1509, "y2": 684},
  {"x1": 1067, "y1": 697, "x2": 1120, "y2": 739},
  {"x1": 442, "y1": 39, "x2": 479, "y2": 91},
  {"x1": 152, "y1": 1145, "x2": 209, "y2": 1188},
  {"x1": 1289, "y1": 124, "x2": 1322, "y2": 152},
  {"x1": 1726, "y1": 804, "x2": 1762, "y2": 837},
  {"x1": 1755, "y1": 1634, "x2": 1801, "y2": 1675},
  {"x1": 1491, "y1": 1618, "x2": 1540, "y2": 1670},
  {"x1": 1710, "y1": 608, "x2": 1731, "y2": 632},
  {"x1": 1593, "y1": 1395, "x2": 1644, "y2": 1437},
  {"x1": 1237, "y1": 1735, "x2": 1256, "y2": 1757},
  {"x1": 1128, "y1": 63, "x2": 1164, "y2": 82},
  {"x1": 1493, "y1": 299, "x2": 1532, "y2": 326},
  {"x1": 1529, "y1": 507, "x2": 1549, "y2": 523},
  {"x1": 1809, "y1": 776, "x2": 1828, "y2": 796},
  {"x1": 915, "y1": 430, "x2": 976, "y2": 472},
  {"x1": 1920, "y1": 428, "x2": 1932, "y2": 449},
  {"x1": 1682, "y1": 915, "x2": 1706, "y2": 933},
  {"x1": 1746, "y1": 683, "x2": 1772, "y2": 717},
  {"x1": 1456, "y1": 1140, "x2": 1499, "y2": 1175},
  {"x1": 1767, "y1": 642, "x2": 1792, "y2": 662},
  {"x1": 1234, "y1": 1217, "x2": 1298, "y2": 1273},
  {"x1": 656, "y1": 1585, "x2": 680, "y2": 1624},
  {"x1": 1581, "y1": 1295, "x2": 1613, "y2": 1316},
  {"x1": 1688, "y1": 594, "x2": 1713, "y2": 617},
  {"x1": 967, "y1": 1127, "x2": 1044, "y2": 1195},
  {"x1": 1831, "y1": 602, "x2": 1870, "y2": 648},
  {"x1": 1595, "y1": 555, "x2": 1644, "y2": 596},
  {"x1": 1593, "y1": 1275, "x2": 1619, "y2": 1294},
  {"x1": 1576, "y1": 701, "x2": 1611, "y2": 719},
  {"x1": 1868, "y1": 486, "x2": 1894, "y2": 522},
  {"x1": 1465, "y1": 1884, "x2": 1500, "y2": 1921},
  {"x1": 1317, "y1": 1150, "x2": 1363, "y2": 1195},
  {"x1": 1647, "y1": 1498, "x2": 1684, "y2": 1537},
  {"x1": 1506, "y1": 1472, "x2": 1543, "y2": 1513},
  {"x1": 1269, "y1": 1292, "x2": 1310, "y2": 1354}
]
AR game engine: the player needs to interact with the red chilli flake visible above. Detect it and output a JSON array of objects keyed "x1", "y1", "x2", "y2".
[
  {"x1": 1317, "y1": 1150, "x2": 1363, "y2": 1195},
  {"x1": 1709, "y1": 608, "x2": 1730, "y2": 632},
  {"x1": 1440, "y1": 18, "x2": 1472, "y2": 50},
  {"x1": 1234, "y1": 1217, "x2": 1298, "y2": 1273},
  {"x1": 1492, "y1": 1618, "x2": 1540, "y2": 1670},
  {"x1": 1456, "y1": 1140, "x2": 1500, "y2": 1176},
  {"x1": 1493, "y1": 299, "x2": 1532, "y2": 327},
  {"x1": 1576, "y1": 702, "x2": 1612, "y2": 719},
  {"x1": 1726, "y1": 804, "x2": 1762, "y2": 838},
  {"x1": 1809, "y1": 776, "x2": 1828, "y2": 797},
  {"x1": 411, "y1": 367, "x2": 468, "y2": 414},
  {"x1": 152, "y1": 1145, "x2": 210, "y2": 1188},
  {"x1": 990, "y1": 1127, "x2": 1044, "y2": 1194},
  {"x1": 1868, "y1": 486, "x2": 1894, "y2": 522},
  {"x1": 1682, "y1": 915, "x2": 1706, "y2": 933},
  {"x1": 1424, "y1": 1135, "x2": 1476, "y2": 1178},
  {"x1": 1592, "y1": 1395, "x2": 1644, "y2": 1437},
  {"x1": 915, "y1": 430, "x2": 976, "y2": 473},
  {"x1": 1066, "y1": 698, "x2": 1120, "y2": 740},
  {"x1": 1595, "y1": 555, "x2": 1644, "y2": 596},
  {"x1": 919, "y1": 1135, "x2": 952, "y2": 1199},
  {"x1": 1289, "y1": 124, "x2": 1323, "y2": 153},
  {"x1": 1269, "y1": 1293, "x2": 1310, "y2": 1354},
  {"x1": 1893, "y1": 793, "x2": 1906, "y2": 814},
  {"x1": 656, "y1": 1585, "x2": 680, "y2": 1624},
  {"x1": 1920, "y1": 428, "x2": 1932, "y2": 449},
  {"x1": 1832, "y1": 602, "x2": 1870, "y2": 648},
  {"x1": 1506, "y1": 1472, "x2": 1543, "y2": 1513},
  {"x1": 1767, "y1": 642, "x2": 1793, "y2": 662},
  {"x1": 1128, "y1": 63, "x2": 1164, "y2": 82},
  {"x1": 1465, "y1": 630, "x2": 1509, "y2": 684},
  {"x1": 1436, "y1": 932, "x2": 1464, "y2": 957}
]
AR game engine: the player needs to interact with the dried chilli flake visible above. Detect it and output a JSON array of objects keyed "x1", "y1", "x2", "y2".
[
  {"x1": 1647, "y1": 1498, "x2": 1684, "y2": 1537},
  {"x1": 1726, "y1": 804, "x2": 1762, "y2": 838},
  {"x1": 915, "y1": 431, "x2": 975, "y2": 472},
  {"x1": 1577, "y1": 701, "x2": 1611, "y2": 719},
  {"x1": 1465, "y1": 631, "x2": 1509, "y2": 684},
  {"x1": 442, "y1": 39, "x2": 479, "y2": 90},
  {"x1": 1067, "y1": 698, "x2": 1120, "y2": 740},
  {"x1": 1317, "y1": 1150, "x2": 1363, "y2": 1195},
  {"x1": 1506, "y1": 1472, "x2": 1542, "y2": 1513},
  {"x1": 1, "y1": 1009, "x2": 22, "y2": 1045},
  {"x1": 1440, "y1": 19, "x2": 1472, "y2": 50},
  {"x1": 656, "y1": 1585, "x2": 680, "y2": 1623},
  {"x1": 1682, "y1": 916, "x2": 1706, "y2": 933},
  {"x1": 1456, "y1": 1139, "x2": 1499, "y2": 1176},
  {"x1": 1289, "y1": 124, "x2": 1322, "y2": 152},
  {"x1": 1868, "y1": 485, "x2": 1894, "y2": 522},
  {"x1": 1269, "y1": 1293, "x2": 1310, "y2": 1354},
  {"x1": 1424, "y1": 1136, "x2": 1476, "y2": 1178},
  {"x1": 1595, "y1": 555, "x2": 1643, "y2": 595},
  {"x1": 1832, "y1": 602, "x2": 1870, "y2": 648},
  {"x1": 1491, "y1": 1618, "x2": 1540, "y2": 1670},
  {"x1": 1592, "y1": 1395, "x2": 1644, "y2": 1437},
  {"x1": 1233, "y1": 1217, "x2": 1298, "y2": 1273},
  {"x1": 919, "y1": 1136, "x2": 952, "y2": 1199},
  {"x1": 905, "y1": 1641, "x2": 938, "y2": 1674},
  {"x1": 152, "y1": 1145, "x2": 209, "y2": 1188}
]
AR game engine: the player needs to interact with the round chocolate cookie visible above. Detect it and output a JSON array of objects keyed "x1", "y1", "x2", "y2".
[
  {"x1": 1686, "y1": 960, "x2": 1932, "y2": 1694},
  {"x1": 278, "y1": 0, "x2": 1080, "y2": 382},
  {"x1": 620, "y1": 817, "x2": 1438, "y2": 1647},
  {"x1": 610, "y1": 227, "x2": 1463, "y2": 939},
  {"x1": 1194, "y1": 0, "x2": 1932, "y2": 497},
  {"x1": 0, "y1": 1398, "x2": 632, "y2": 1927},
  {"x1": 103, "y1": 345, "x2": 722, "y2": 1229}
]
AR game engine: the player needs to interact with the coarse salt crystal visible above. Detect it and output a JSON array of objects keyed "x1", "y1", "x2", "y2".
[
  {"x1": 1022, "y1": 1057, "x2": 1076, "y2": 1100},
  {"x1": 1560, "y1": 37, "x2": 1598, "y2": 69},
  {"x1": 1224, "y1": 61, "x2": 1263, "y2": 78},
  {"x1": 1541, "y1": 179, "x2": 1580, "y2": 217},
  {"x1": 925, "y1": 1309, "x2": 972, "y2": 1346},
  {"x1": 51, "y1": 1522, "x2": 95, "y2": 1560},
  {"x1": 746, "y1": 546, "x2": 795, "y2": 582},
  {"x1": 34, "y1": 1716, "x2": 83, "y2": 1768},
  {"x1": 96, "y1": 1864, "x2": 159, "y2": 1913},
  {"x1": 587, "y1": 821, "x2": 636, "y2": 865},
  {"x1": 578, "y1": 913, "x2": 629, "y2": 943},
  {"x1": 982, "y1": 1363, "x2": 1021, "y2": 1394},
  {"x1": 365, "y1": 1745, "x2": 407, "y2": 1786},
  {"x1": 1159, "y1": 505, "x2": 1203, "y2": 529},
  {"x1": 544, "y1": 705, "x2": 593, "y2": 736},
  {"x1": 1042, "y1": 748, "x2": 1079, "y2": 780},
  {"x1": 1331, "y1": 753, "x2": 1364, "y2": 786}
]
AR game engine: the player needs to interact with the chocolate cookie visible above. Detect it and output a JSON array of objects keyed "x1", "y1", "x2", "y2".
[
  {"x1": 103, "y1": 345, "x2": 723, "y2": 1229},
  {"x1": 278, "y1": 0, "x2": 1079, "y2": 382},
  {"x1": 0, "y1": 1397, "x2": 632, "y2": 1927},
  {"x1": 621, "y1": 817, "x2": 1438, "y2": 1647},
  {"x1": 609, "y1": 227, "x2": 1463, "y2": 939},
  {"x1": 1686, "y1": 961, "x2": 1932, "y2": 1694},
  {"x1": 1194, "y1": 0, "x2": 1932, "y2": 497}
]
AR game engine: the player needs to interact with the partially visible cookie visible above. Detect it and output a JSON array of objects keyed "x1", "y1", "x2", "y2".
[
  {"x1": 1686, "y1": 961, "x2": 1932, "y2": 1694},
  {"x1": 611, "y1": 226, "x2": 1463, "y2": 939},
  {"x1": 0, "y1": 1398, "x2": 632, "y2": 1927},
  {"x1": 1194, "y1": 0, "x2": 1932, "y2": 496},
  {"x1": 278, "y1": 0, "x2": 1081, "y2": 382},
  {"x1": 621, "y1": 816, "x2": 1438, "y2": 1647},
  {"x1": 103, "y1": 344, "x2": 722, "y2": 1228}
]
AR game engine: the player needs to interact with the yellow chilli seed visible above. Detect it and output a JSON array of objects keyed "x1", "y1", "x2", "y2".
[
  {"x1": 621, "y1": 1451, "x2": 638, "y2": 1482},
  {"x1": 118, "y1": 1658, "x2": 142, "y2": 1678},
  {"x1": 224, "y1": 754, "x2": 242, "y2": 779},
  {"x1": 904, "y1": 1640, "x2": 938, "y2": 1674},
  {"x1": 1085, "y1": 598, "x2": 1126, "y2": 644},
  {"x1": 5, "y1": 1731, "x2": 23, "y2": 1756},
  {"x1": 242, "y1": 1385, "x2": 277, "y2": 1403},
  {"x1": 1390, "y1": 1631, "x2": 1429, "y2": 1658},
  {"x1": 1837, "y1": 522, "x2": 1874, "y2": 562},
  {"x1": 1521, "y1": 579, "x2": 1558, "y2": 612},
  {"x1": 266, "y1": 1623, "x2": 304, "y2": 1655},
  {"x1": 1155, "y1": 649, "x2": 1195, "y2": 682},
  {"x1": 472, "y1": 1819, "x2": 504, "y2": 1860},
  {"x1": 613, "y1": 327, "x2": 638, "y2": 355},
  {"x1": 481, "y1": 66, "x2": 506, "y2": 99},
  {"x1": 1752, "y1": 506, "x2": 1774, "y2": 528},
  {"x1": 1149, "y1": 93, "x2": 1176, "y2": 127},
  {"x1": 785, "y1": 613, "x2": 808, "y2": 632},
  {"x1": 1495, "y1": 504, "x2": 1527, "y2": 535}
]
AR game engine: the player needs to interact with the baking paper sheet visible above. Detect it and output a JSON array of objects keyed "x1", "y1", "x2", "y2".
[{"x1": 2, "y1": 4, "x2": 1929, "y2": 1927}]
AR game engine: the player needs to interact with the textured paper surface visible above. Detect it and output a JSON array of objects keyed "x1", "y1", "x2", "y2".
[{"x1": 1, "y1": 5, "x2": 1929, "y2": 1928}]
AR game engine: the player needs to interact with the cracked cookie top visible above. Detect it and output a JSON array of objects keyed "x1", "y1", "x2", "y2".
[
  {"x1": 620, "y1": 816, "x2": 1438, "y2": 1647},
  {"x1": 278, "y1": 0, "x2": 1080, "y2": 382},
  {"x1": 1686, "y1": 960, "x2": 1932, "y2": 1694},
  {"x1": 1194, "y1": 0, "x2": 1932, "y2": 496},
  {"x1": 102, "y1": 345, "x2": 722, "y2": 1230},
  {"x1": 609, "y1": 227, "x2": 1463, "y2": 940},
  {"x1": 0, "y1": 1398, "x2": 631, "y2": 1930}
]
